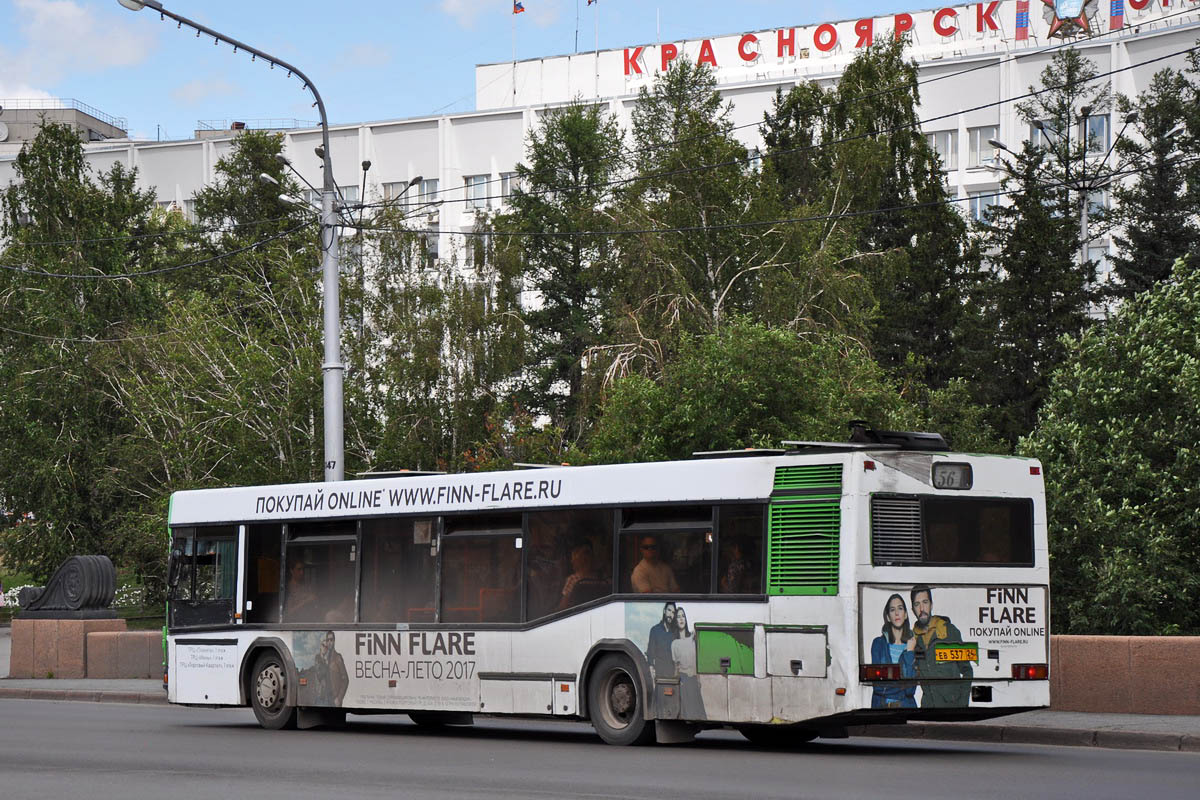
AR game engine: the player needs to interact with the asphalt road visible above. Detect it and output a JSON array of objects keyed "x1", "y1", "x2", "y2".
[{"x1": 2, "y1": 699, "x2": 1198, "y2": 800}]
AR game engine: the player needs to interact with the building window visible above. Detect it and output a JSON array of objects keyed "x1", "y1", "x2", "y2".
[
  {"x1": 968, "y1": 190, "x2": 1000, "y2": 222},
  {"x1": 1086, "y1": 188, "x2": 1107, "y2": 218},
  {"x1": 339, "y1": 185, "x2": 360, "y2": 203},
  {"x1": 968, "y1": 125, "x2": 999, "y2": 168},
  {"x1": 1087, "y1": 245, "x2": 1112, "y2": 284},
  {"x1": 418, "y1": 178, "x2": 439, "y2": 205},
  {"x1": 465, "y1": 174, "x2": 489, "y2": 210},
  {"x1": 499, "y1": 172, "x2": 520, "y2": 200},
  {"x1": 1029, "y1": 120, "x2": 1058, "y2": 150},
  {"x1": 1084, "y1": 114, "x2": 1110, "y2": 156},
  {"x1": 925, "y1": 130, "x2": 958, "y2": 170},
  {"x1": 463, "y1": 231, "x2": 490, "y2": 267}
]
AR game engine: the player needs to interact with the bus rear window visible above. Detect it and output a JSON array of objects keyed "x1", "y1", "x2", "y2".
[{"x1": 872, "y1": 495, "x2": 1034, "y2": 566}]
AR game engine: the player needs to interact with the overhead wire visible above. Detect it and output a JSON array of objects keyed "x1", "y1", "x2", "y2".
[{"x1": 352, "y1": 152, "x2": 1200, "y2": 240}]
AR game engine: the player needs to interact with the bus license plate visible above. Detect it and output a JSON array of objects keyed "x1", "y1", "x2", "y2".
[{"x1": 935, "y1": 647, "x2": 978, "y2": 662}]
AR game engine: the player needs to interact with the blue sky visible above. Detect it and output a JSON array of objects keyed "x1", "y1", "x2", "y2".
[{"x1": 0, "y1": 1, "x2": 916, "y2": 140}]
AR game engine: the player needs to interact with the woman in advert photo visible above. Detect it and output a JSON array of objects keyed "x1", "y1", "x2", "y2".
[{"x1": 869, "y1": 593, "x2": 917, "y2": 708}]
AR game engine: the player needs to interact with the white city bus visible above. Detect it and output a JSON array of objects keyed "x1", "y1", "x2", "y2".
[{"x1": 164, "y1": 425, "x2": 1049, "y2": 745}]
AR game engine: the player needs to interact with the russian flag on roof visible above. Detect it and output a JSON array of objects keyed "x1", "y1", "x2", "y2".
[
  {"x1": 1015, "y1": 0, "x2": 1031, "y2": 41},
  {"x1": 514, "y1": 1, "x2": 525, "y2": 13},
  {"x1": 1111, "y1": 0, "x2": 1125, "y2": 29}
]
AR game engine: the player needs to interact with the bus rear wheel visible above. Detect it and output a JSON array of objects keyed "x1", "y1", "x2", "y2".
[
  {"x1": 737, "y1": 724, "x2": 818, "y2": 748},
  {"x1": 588, "y1": 654, "x2": 654, "y2": 746},
  {"x1": 250, "y1": 651, "x2": 296, "y2": 730}
]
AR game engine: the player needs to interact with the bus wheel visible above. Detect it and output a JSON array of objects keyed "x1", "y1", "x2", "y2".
[
  {"x1": 251, "y1": 651, "x2": 296, "y2": 730},
  {"x1": 588, "y1": 654, "x2": 654, "y2": 746},
  {"x1": 737, "y1": 724, "x2": 818, "y2": 748}
]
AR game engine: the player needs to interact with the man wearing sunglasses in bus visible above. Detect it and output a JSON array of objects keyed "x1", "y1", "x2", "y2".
[{"x1": 631, "y1": 536, "x2": 680, "y2": 595}]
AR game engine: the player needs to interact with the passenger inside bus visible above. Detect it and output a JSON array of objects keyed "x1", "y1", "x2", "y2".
[
  {"x1": 559, "y1": 541, "x2": 608, "y2": 610},
  {"x1": 284, "y1": 559, "x2": 318, "y2": 621},
  {"x1": 631, "y1": 536, "x2": 680, "y2": 594}
]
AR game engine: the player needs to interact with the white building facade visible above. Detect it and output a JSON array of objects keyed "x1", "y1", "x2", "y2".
[{"x1": 3, "y1": 1, "x2": 1199, "y2": 272}]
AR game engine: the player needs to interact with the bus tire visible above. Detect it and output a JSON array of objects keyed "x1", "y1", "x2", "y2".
[
  {"x1": 250, "y1": 651, "x2": 296, "y2": 730},
  {"x1": 737, "y1": 724, "x2": 818, "y2": 748},
  {"x1": 588, "y1": 653, "x2": 655, "y2": 746}
]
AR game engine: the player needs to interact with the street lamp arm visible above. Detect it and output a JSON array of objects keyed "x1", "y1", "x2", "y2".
[
  {"x1": 119, "y1": 0, "x2": 345, "y2": 482},
  {"x1": 118, "y1": 0, "x2": 335, "y2": 193}
]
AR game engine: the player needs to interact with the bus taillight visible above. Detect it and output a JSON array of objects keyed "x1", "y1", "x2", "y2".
[
  {"x1": 860, "y1": 664, "x2": 902, "y2": 681},
  {"x1": 1011, "y1": 663, "x2": 1048, "y2": 680}
]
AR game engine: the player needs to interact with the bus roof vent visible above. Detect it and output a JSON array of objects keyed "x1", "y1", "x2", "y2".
[
  {"x1": 848, "y1": 421, "x2": 949, "y2": 451},
  {"x1": 773, "y1": 463, "x2": 842, "y2": 492}
]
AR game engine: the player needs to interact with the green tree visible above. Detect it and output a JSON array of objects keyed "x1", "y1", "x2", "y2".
[
  {"x1": 584, "y1": 319, "x2": 907, "y2": 464},
  {"x1": 497, "y1": 101, "x2": 624, "y2": 440},
  {"x1": 614, "y1": 60, "x2": 775, "y2": 343},
  {"x1": 1109, "y1": 65, "x2": 1200, "y2": 297},
  {"x1": 360, "y1": 211, "x2": 526, "y2": 473},
  {"x1": 1014, "y1": 47, "x2": 1114, "y2": 267},
  {"x1": 0, "y1": 122, "x2": 164, "y2": 579},
  {"x1": 970, "y1": 146, "x2": 1089, "y2": 447},
  {"x1": 760, "y1": 39, "x2": 971, "y2": 388},
  {"x1": 1022, "y1": 257, "x2": 1200, "y2": 635}
]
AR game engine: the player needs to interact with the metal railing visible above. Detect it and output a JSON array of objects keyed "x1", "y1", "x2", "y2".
[
  {"x1": 196, "y1": 118, "x2": 319, "y2": 131},
  {"x1": 0, "y1": 98, "x2": 127, "y2": 131}
]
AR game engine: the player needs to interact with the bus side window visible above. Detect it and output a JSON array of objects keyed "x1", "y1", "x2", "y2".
[
  {"x1": 526, "y1": 508, "x2": 613, "y2": 619},
  {"x1": 441, "y1": 514, "x2": 522, "y2": 624},
  {"x1": 360, "y1": 517, "x2": 437, "y2": 624},
  {"x1": 619, "y1": 506, "x2": 713, "y2": 595},
  {"x1": 284, "y1": 522, "x2": 357, "y2": 624},
  {"x1": 717, "y1": 504, "x2": 764, "y2": 594}
]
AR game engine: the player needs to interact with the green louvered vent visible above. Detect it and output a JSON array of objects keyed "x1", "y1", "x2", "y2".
[
  {"x1": 773, "y1": 464, "x2": 844, "y2": 491},
  {"x1": 768, "y1": 500, "x2": 841, "y2": 595}
]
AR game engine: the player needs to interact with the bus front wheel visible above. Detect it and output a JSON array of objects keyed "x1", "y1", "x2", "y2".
[
  {"x1": 250, "y1": 651, "x2": 297, "y2": 730},
  {"x1": 588, "y1": 654, "x2": 654, "y2": 746}
]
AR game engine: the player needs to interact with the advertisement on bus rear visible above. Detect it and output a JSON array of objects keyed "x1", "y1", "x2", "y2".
[{"x1": 858, "y1": 583, "x2": 1048, "y2": 708}]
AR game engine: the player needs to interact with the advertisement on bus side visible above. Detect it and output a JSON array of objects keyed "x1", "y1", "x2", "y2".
[{"x1": 295, "y1": 629, "x2": 481, "y2": 710}]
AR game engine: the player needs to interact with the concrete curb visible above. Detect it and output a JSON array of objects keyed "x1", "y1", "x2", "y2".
[
  {"x1": 0, "y1": 686, "x2": 167, "y2": 705},
  {"x1": 849, "y1": 723, "x2": 1200, "y2": 753}
]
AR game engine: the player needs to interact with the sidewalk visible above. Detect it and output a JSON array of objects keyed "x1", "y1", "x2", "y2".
[{"x1": 1, "y1": 625, "x2": 1198, "y2": 751}]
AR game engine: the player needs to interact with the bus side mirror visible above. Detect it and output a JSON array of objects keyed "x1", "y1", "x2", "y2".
[{"x1": 166, "y1": 548, "x2": 184, "y2": 600}]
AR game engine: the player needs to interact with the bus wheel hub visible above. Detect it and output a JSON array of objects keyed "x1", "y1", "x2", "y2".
[
  {"x1": 610, "y1": 681, "x2": 633, "y2": 716},
  {"x1": 257, "y1": 664, "x2": 285, "y2": 709}
]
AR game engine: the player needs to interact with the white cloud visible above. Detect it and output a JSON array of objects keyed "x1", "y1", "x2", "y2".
[
  {"x1": 170, "y1": 78, "x2": 240, "y2": 106},
  {"x1": 1, "y1": 0, "x2": 155, "y2": 89},
  {"x1": 0, "y1": 81, "x2": 54, "y2": 100},
  {"x1": 439, "y1": 0, "x2": 485, "y2": 29}
]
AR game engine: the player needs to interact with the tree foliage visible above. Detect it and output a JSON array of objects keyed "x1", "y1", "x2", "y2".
[
  {"x1": 585, "y1": 319, "x2": 907, "y2": 463},
  {"x1": 761, "y1": 38, "x2": 971, "y2": 388},
  {"x1": 1022, "y1": 257, "x2": 1200, "y2": 635},
  {"x1": 1109, "y1": 63, "x2": 1200, "y2": 297},
  {"x1": 0, "y1": 122, "x2": 163, "y2": 580},
  {"x1": 497, "y1": 101, "x2": 624, "y2": 440}
]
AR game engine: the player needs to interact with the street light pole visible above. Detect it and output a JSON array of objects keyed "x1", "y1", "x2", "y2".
[{"x1": 117, "y1": 0, "x2": 345, "y2": 482}]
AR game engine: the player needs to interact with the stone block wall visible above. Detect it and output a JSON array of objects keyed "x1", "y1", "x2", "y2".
[
  {"x1": 1051, "y1": 635, "x2": 1200, "y2": 715},
  {"x1": 9, "y1": 618, "x2": 127, "y2": 679}
]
